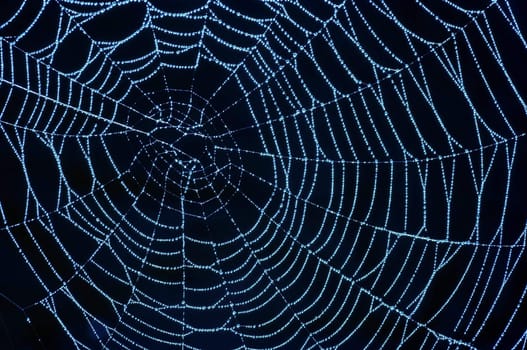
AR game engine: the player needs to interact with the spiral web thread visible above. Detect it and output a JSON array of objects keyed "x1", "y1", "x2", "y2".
[{"x1": 0, "y1": 0, "x2": 526, "y2": 349}]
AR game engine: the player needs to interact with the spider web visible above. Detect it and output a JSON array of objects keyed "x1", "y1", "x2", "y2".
[{"x1": 0, "y1": 0, "x2": 526, "y2": 349}]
